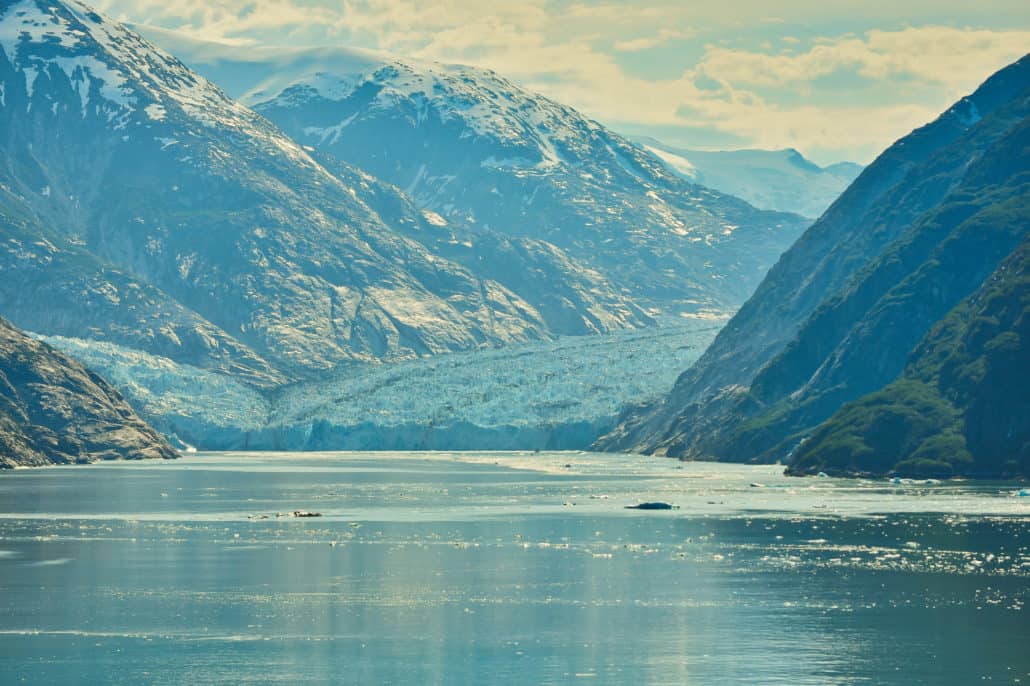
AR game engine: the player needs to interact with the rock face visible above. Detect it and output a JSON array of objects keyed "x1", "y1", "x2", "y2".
[
  {"x1": 635, "y1": 138, "x2": 863, "y2": 218},
  {"x1": 139, "y1": 32, "x2": 809, "y2": 317},
  {"x1": 0, "y1": 0, "x2": 647, "y2": 387},
  {"x1": 595, "y1": 54, "x2": 1030, "y2": 476},
  {"x1": 789, "y1": 234, "x2": 1029, "y2": 478},
  {"x1": 0, "y1": 317, "x2": 177, "y2": 468}
]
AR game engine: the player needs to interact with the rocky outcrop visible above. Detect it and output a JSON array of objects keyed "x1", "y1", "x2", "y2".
[{"x1": 0, "y1": 317, "x2": 177, "y2": 468}]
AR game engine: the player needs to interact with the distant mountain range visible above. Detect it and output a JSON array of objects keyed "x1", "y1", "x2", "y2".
[
  {"x1": 0, "y1": 0, "x2": 809, "y2": 464},
  {"x1": 634, "y1": 138, "x2": 863, "y2": 218},
  {"x1": 597, "y1": 54, "x2": 1030, "y2": 479}
]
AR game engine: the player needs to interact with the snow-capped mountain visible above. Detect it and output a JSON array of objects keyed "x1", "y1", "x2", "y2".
[
  {"x1": 138, "y1": 30, "x2": 809, "y2": 316},
  {"x1": 0, "y1": 0, "x2": 647, "y2": 384},
  {"x1": 635, "y1": 138, "x2": 863, "y2": 218}
]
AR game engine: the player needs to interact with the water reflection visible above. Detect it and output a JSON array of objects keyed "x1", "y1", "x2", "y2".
[{"x1": 0, "y1": 452, "x2": 1027, "y2": 685}]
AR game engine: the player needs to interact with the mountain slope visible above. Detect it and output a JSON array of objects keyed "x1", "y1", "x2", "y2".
[
  {"x1": 789, "y1": 233, "x2": 1030, "y2": 478},
  {"x1": 0, "y1": 183, "x2": 287, "y2": 387},
  {"x1": 0, "y1": 0, "x2": 646, "y2": 385},
  {"x1": 596, "y1": 54, "x2": 1030, "y2": 462},
  {"x1": 706, "y1": 105, "x2": 1030, "y2": 463},
  {"x1": 635, "y1": 138, "x2": 862, "y2": 218},
  {"x1": 137, "y1": 30, "x2": 809, "y2": 316},
  {"x1": 0, "y1": 316, "x2": 176, "y2": 468}
]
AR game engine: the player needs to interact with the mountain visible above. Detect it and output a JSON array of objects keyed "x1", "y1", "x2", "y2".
[
  {"x1": 789, "y1": 233, "x2": 1029, "y2": 478},
  {"x1": 635, "y1": 138, "x2": 863, "y2": 218},
  {"x1": 596, "y1": 54, "x2": 1030, "y2": 472},
  {"x1": 0, "y1": 0, "x2": 646, "y2": 388},
  {"x1": 135, "y1": 28, "x2": 809, "y2": 316},
  {"x1": 0, "y1": 316, "x2": 176, "y2": 468}
]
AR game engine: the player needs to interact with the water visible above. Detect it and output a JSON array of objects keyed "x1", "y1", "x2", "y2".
[{"x1": 0, "y1": 452, "x2": 1027, "y2": 685}]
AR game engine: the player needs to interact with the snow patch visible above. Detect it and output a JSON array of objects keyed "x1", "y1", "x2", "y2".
[
  {"x1": 52, "y1": 54, "x2": 132, "y2": 111},
  {"x1": 645, "y1": 145, "x2": 699, "y2": 179},
  {"x1": 422, "y1": 209, "x2": 447, "y2": 227},
  {"x1": 302, "y1": 112, "x2": 357, "y2": 145},
  {"x1": 0, "y1": 0, "x2": 80, "y2": 61}
]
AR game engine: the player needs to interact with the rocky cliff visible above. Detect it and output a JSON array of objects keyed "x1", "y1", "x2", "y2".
[{"x1": 0, "y1": 316, "x2": 176, "y2": 468}]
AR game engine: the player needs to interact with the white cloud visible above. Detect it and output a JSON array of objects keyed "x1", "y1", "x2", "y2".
[
  {"x1": 613, "y1": 29, "x2": 693, "y2": 52},
  {"x1": 91, "y1": 0, "x2": 1030, "y2": 162},
  {"x1": 694, "y1": 26, "x2": 1030, "y2": 94}
]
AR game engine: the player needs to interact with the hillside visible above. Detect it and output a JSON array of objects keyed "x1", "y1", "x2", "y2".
[
  {"x1": 0, "y1": 316, "x2": 175, "y2": 468},
  {"x1": 596, "y1": 54, "x2": 1030, "y2": 466},
  {"x1": 789, "y1": 234, "x2": 1029, "y2": 478}
]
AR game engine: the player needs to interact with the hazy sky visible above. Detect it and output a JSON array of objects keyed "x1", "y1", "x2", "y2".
[{"x1": 93, "y1": 0, "x2": 1030, "y2": 164}]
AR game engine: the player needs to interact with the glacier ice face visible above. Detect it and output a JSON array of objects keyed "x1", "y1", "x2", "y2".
[
  {"x1": 37, "y1": 334, "x2": 270, "y2": 445},
  {"x1": 269, "y1": 319, "x2": 722, "y2": 430},
  {"x1": 43, "y1": 319, "x2": 723, "y2": 451}
]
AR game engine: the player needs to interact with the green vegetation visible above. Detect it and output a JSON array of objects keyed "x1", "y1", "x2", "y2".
[
  {"x1": 597, "y1": 55, "x2": 1030, "y2": 468},
  {"x1": 790, "y1": 235, "x2": 1029, "y2": 478}
]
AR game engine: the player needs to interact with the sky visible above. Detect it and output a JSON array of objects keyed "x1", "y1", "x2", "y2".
[{"x1": 91, "y1": 0, "x2": 1030, "y2": 165}]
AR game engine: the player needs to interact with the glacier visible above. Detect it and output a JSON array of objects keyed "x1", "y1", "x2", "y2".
[{"x1": 40, "y1": 319, "x2": 722, "y2": 451}]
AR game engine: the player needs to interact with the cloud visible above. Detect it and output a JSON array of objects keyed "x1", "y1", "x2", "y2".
[
  {"x1": 92, "y1": 0, "x2": 351, "y2": 44},
  {"x1": 400, "y1": 23, "x2": 1028, "y2": 161},
  {"x1": 694, "y1": 26, "x2": 1030, "y2": 95},
  {"x1": 613, "y1": 29, "x2": 693, "y2": 52},
  {"x1": 91, "y1": 0, "x2": 1030, "y2": 163}
]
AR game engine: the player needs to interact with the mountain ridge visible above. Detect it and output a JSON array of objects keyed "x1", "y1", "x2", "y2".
[{"x1": 634, "y1": 137, "x2": 862, "y2": 217}]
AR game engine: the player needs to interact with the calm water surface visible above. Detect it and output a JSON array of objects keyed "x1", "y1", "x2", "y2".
[{"x1": 0, "y1": 451, "x2": 1027, "y2": 685}]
